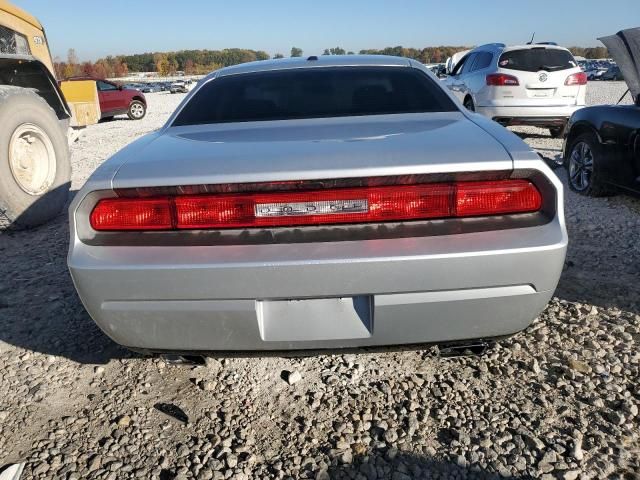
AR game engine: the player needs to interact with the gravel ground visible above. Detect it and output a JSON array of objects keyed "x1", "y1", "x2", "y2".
[{"x1": 1, "y1": 82, "x2": 639, "y2": 480}]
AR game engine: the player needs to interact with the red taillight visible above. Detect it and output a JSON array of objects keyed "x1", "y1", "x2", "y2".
[
  {"x1": 455, "y1": 181, "x2": 542, "y2": 216},
  {"x1": 173, "y1": 184, "x2": 455, "y2": 229},
  {"x1": 90, "y1": 197, "x2": 173, "y2": 230},
  {"x1": 89, "y1": 180, "x2": 542, "y2": 231},
  {"x1": 486, "y1": 73, "x2": 519, "y2": 86},
  {"x1": 565, "y1": 72, "x2": 587, "y2": 86}
]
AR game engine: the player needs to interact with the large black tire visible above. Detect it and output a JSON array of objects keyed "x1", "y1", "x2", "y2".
[
  {"x1": 127, "y1": 100, "x2": 146, "y2": 120},
  {"x1": 0, "y1": 87, "x2": 70, "y2": 230},
  {"x1": 565, "y1": 131, "x2": 612, "y2": 197}
]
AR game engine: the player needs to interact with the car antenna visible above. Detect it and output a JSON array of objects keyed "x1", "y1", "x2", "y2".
[{"x1": 527, "y1": 32, "x2": 535, "y2": 45}]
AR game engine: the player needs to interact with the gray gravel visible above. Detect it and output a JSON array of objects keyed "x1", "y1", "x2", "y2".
[{"x1": 1, "y1": 83, "x2": 639, "y2": 479}]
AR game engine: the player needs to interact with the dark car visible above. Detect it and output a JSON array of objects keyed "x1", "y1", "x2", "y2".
[
  {"x1": 563, "y1": 27, "x2": 640, "y2": 196},
  {"x1": 601, "y1": 65, "x2": 624, "y2": 81}
]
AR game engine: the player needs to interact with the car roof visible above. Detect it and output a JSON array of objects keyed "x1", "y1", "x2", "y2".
[
  {"x1": 207, "y1": 55, "x2": 413, "y2": 80},
  {"x1": 471, "y1": 43, "x2": 571, "y2": 54}
]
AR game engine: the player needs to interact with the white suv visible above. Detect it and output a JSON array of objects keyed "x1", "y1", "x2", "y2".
[{"x1": 444, "y1": 43, "x2": 586, "y2": 137}]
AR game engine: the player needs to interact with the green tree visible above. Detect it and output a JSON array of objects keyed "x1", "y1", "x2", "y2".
[
  {"x1": 290, "y1": 47, "x2": 303, "y2": 57},
  {"x1": 323, "y1": 47, "x2": 346, "y2": 55},
  {"x1": 274, "y1": 53, "x2": 284, "y2": 59}
]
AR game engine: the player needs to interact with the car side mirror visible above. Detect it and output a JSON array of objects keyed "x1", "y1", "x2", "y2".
[{"x1": 118, "y1": 85, "x2": 123, "y2": 91}]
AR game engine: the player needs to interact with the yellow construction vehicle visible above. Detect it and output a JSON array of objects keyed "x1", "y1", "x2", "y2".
[{"x1": 0, "y1": 1, "x2": 99, "y2": 229}]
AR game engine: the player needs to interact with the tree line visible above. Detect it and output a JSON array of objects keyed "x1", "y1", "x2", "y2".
[{"x1": 53, "y1": 44, "x2": 611, "y2": 79}]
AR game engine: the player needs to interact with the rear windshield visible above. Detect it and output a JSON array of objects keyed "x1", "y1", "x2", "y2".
[
  {"x1": 172, "y1": 67, "x2": 457, "y2": 126},
  {"x1": 498, "y1": 48, "x2": 577, "y2": 72}
]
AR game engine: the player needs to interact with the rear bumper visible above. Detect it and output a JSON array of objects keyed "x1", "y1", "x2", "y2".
[
  {"x1": 69, "y1": 219, "x2": 567, "y2": 351},
  {"x1": 477, "y1": 105, "x2": 583, "y2": 127}
]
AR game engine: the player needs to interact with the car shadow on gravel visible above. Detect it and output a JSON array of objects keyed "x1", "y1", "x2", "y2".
[
  {"x1": 0, "y1": 190, "x2": 134, "y2": 365},
  {"x1": 325, "y1": 450, "x2": 531, "y2": 479},
  {"x1": 512, "y1": 131, "x2": 556, "y2": 140}
]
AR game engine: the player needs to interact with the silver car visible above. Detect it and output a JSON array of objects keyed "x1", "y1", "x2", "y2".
[{"x1": 68, "y1": 55, "x2": 567, "y2": 354}]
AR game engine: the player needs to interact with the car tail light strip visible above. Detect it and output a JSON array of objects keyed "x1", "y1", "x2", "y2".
[
  {"x1": 565, "y1": 72, "x2": 587, "y2": 86},
  {"x1": 486, "y1": 73, "x2": 519, "y2": 86},
  {"x1": 90, "y1": 180, "x2": 542, "y2": 231}
]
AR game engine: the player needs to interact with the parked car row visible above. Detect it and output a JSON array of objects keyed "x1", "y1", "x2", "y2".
[
  {"x1": 441, "y1": 30, "x2": 639, "y2": 200},
  {"x1": 580, "y1": 59, "x2": 624, "y2": 81},
  {"x1": 124, "y1": 79, "x2": 195, "y2": 93}
]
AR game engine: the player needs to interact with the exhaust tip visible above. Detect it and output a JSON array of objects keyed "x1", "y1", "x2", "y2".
[
  {"x1": 160, "y1": 354, "x2": 207, "y2": 366},
  {"x1": 438, "y1": 341, "x2": 494, "y2": 357}
]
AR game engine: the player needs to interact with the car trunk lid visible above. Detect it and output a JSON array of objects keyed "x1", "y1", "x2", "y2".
[
  {"x1": 111, "y1": 113, "x2": 513, "y2": 189},
  {"x1": 599, "y1": 27, "x2": 640, "y2": 104}
]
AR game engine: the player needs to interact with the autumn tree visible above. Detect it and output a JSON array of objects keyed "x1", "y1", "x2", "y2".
[
  {"x1": 184, "y1": 59, "x2": 195, "y2": 74},
  {"x1": 113, "y1": 60, "x2": 128, "y2": 77},
  {"x1": 154, "y1": 53, "x2": 170, "y2": 76}
]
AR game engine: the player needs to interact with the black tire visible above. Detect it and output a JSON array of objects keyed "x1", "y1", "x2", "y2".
[
  {"x1": 565, "y1": 132, "x2": 611, "y2": 197},
  {"x1": 0, "y1": 87, "x2": 70, "y2": 230},
  {"x1": 127, "y1": 100, "x2": 146, "y2": 120},
  {"x1": 548, "y1": 127, "x2": 564, "y2": 139},
  {"x1": 463, "y1": 96, "x2": 475, "y2": 112}
]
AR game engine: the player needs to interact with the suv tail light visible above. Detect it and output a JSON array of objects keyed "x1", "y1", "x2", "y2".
[
  {"x1": 565, "y1": 72, "x2": 587, "y2": 86},
  {"x1": 90, "y1": 180, "x2": 542, "y2": 231},
  {"x1": 486, "y1": 73, "x2": 519, "y2": 86}
]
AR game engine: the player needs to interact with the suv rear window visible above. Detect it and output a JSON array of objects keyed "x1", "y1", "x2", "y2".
[
  {"x1": 172, "y1": 67, "x2": 457, "y2": 126},
  {"x1": 498, "y1": 48, "x2": 577, "y2": 72}
]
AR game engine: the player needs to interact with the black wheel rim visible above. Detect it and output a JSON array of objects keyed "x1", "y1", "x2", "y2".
[{"x1": 569, "y1": 141, "x2": 594, "y2": 191}]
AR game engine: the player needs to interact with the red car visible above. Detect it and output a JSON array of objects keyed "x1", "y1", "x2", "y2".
[
  {"x1": 65, "y1": 78, "x2": 147, "y2": 120},
  {"x1": 96, "y1": 79, "x2": 146, "y2": 120}
]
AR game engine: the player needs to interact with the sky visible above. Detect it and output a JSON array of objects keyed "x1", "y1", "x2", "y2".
[{"x1": 13, "y1": 0, "x2": 640, "y2": 61}]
